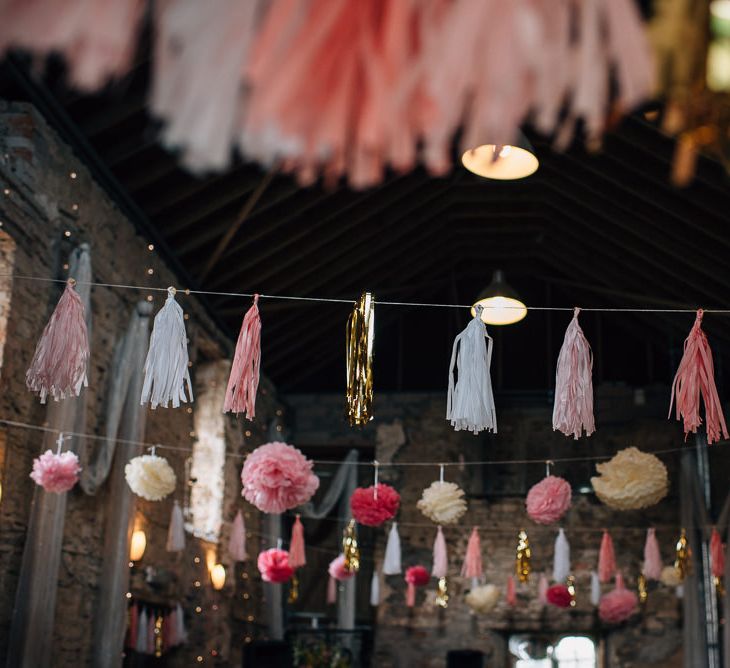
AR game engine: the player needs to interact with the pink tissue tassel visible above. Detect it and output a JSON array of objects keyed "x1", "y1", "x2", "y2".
[
  {"x1": 711, "y1": 528, "x2": 725, "y2": 579},
  {"x1": 643, "y1": 528, "x2": 662, "y2": 581},
  {"x1": 327, "y1": 575, "x2": 337, "y2": 605},
  {"x1": 26, "y1": 278, "x2": 89, "y2": 403},
  {"x1": 461, "y1": 527, "x2": 483, "y2": 579},
  {"x1": 289, "y1": 515, "x2": 306, "y2": 570},
  {"x1": 224, "y1": 295, "x2": 261, "y2": 419},
  {"x1": 599, "y1": 530, "x2": 617, "y2": 584},
  {"x1": 506, "y1": 575, "x2": 517, "y2": 607},
  {"x1": 229, "y1": 510, "x2": 248, "y2": 562},
  {"x1": 432, "y1": 527, "x2": 448, "y2": 579},
  {"x1": 552, "y1": 308, "x2": 595, "y2": 439},
  {"x1": 669, "y1": 309, "x2": 728, "y2": 444}
]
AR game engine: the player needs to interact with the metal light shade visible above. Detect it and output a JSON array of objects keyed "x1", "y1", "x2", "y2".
[
  {"x1": 471, "y1": 270, "x2": 527, "y2": 325},
  {"x1": 129, "y1": 530, "x2": 147, "y2": 562},
  {"x1": 461, "y1": 132, "x2": 539, "y2": 180}
]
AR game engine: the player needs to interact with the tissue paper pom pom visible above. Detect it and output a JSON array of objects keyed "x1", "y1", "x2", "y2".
[
  {"x1": 350, "y1": 484, "x2": 400, "y2": 527},
  {"x1": 328, "y1": 554, "x2": 356, "y2": 581},
  {"x1": 30, "y1": 450, "x2": 81, "y2": 493},
  {"x1": 125, "y1": 454, "x2": 176, "y2": 501},
  {"x1": 417, "y1": 481, "x2": 467, "y2": 525},
  {"x1": 591, "y1": 447, "x2": 668, "y2": 510},
  {"x1": 599, "y1": 577, "x2": 638, "y2": 624},
  {"x1": 257, "y1": 548, "x2": 294, "y2": 583},
  {"x1": 546, "y1": 584, "x2": 573, "y2": 608},
  {"x1": 660, "y1": 565, "x2": 682, "y2": 587},
  {"x1": 465, "y1": 584, "x2": 501, "y2": 614},
  {"x1": 241, "y1": 442, "x2": 319, "y2": 514},
  {"x1": 405, "y1": 565, "x2": 430, "y2": 587},
  {"x1": 526, "y1": 476, "x2": 572, "y2": 524}
]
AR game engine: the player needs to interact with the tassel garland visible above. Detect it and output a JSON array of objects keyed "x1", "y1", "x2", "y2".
[
  {"x1": 674, "y1": 528, "x2": 691, "y2": 580},
  {"x1": 553, "y1": 528, "x2": 571, "y2": 583},
  {"x1": 165, "y1": 501, "x2": 185, "y2": 552},
  {"x1": 346, "y1": 292, "x2": 375, "y2": 426},
  {"x1": 26, "y1": 278, "x2": 89, "y2": 403},
  {"x1": 461, "y1": 527, "x2": 483, "y2": 579},
  {"x1": 140, "y1": 287, "x2": 193, "y2": 409},
  {"x1": 224, "y1": 295, "x2": 261, "y2": 419},
  {"x1": 506, "y1": 575, "x2": 517, "y2": 606},
  {"x1": 516, "y1": 530, "x2": 531, "y2": 583},
  {"x1": 432, "y1": 527, "x2": 448, "y2": 579},
  {"x1": 669, "y1": 309, "x2": 728, "y2": 444},
  {"x1": 643, "y1": 528, "x2": 662, "y2": 581},
  {"x1": 229, "y1": 510, "x2": 248, "y2": 562},
  {"x1": 447, "y1": 308, "x2": 497, "y2": 434},
  {"x1": 436, "y1": 577, "x2": 449, "y2": 608},
  {"x1": 552, "y1": 308, "x2": 595, "y2": 439},
  {"x1": 342, "y1": 519, "x2": 360, "y2": 574},
  {"x1": 383, "y1": 523, "x2": 402, "y2": 575},
  {"x1": 289, "y1": 515, "x2": 306, "y2": 569},
  {"x1": 598, "y1": 530, "x2": 616, "y2": 583}
]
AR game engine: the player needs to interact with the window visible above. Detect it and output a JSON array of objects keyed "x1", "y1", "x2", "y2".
[
  {"x1": 511, "y1": 635, "x2": 596, "y2": 668},
  {"x1": 553, "y1": 636, "x2": 596, "y2": 668}
]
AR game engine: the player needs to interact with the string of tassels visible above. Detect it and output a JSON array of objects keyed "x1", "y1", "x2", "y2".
[{"x1": 224, "y1": 294, "x2": 261, "y2": 419}]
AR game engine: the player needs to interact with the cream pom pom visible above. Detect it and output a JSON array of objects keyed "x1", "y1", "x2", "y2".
[
  {"x1": 125, "y1": 453, "x2": 177, "y2": 501},
  {"x1": 591, "y1": 447, "x2": 668, "y2": 510},
  {"x1": 465, "y1": 584, "x2": 501, "y2": 614},
  {"x1": 660, "y1": 565, "x2": 682, "y2": 587},
  {"x1": 417, "y1": 481, "x2": 467, "y2": 525}
]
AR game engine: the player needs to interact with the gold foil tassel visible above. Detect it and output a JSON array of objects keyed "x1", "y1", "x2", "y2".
[
  {"x1": 567, "y1": 575, "x2": 577, "y2": 607},
  {"x1": 516, "y1": 530, "x2": 531, "y2": 583},
  {"x1": 343, "y1": 519, "x2": 360, "y2": 573},
  {"x1": 714, "y1": 576, "x2": 725, "y2": 597},
  {"x1": 288, "y1": 574, "x2": 299, "y2": 603},
  {"x1": 435, "y1": 577, "x2": 449, "y2": 608},
  {"x1": 674, "y1": 528, "x2": 691, "y2": 581},
  {"x1": 346, "y1": 292, "x2": 375, "y2": 426},
  {"x1": 154, "y1": 613, "x2": 163, "y2": 657},
  {"x1": 638, "y1": 573, "x2": 648, "y2": 606}
]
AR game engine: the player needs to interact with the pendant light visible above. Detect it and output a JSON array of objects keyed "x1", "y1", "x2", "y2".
[
  {"x1": 471, "y1": 270, "x2": 527, "y2": 325},
  {"x1": 461, "y1": 132, "x2": 538, "y2": 180},
  {"x1": 129, "y1": 529, "x2": 147, "y2": 562}
]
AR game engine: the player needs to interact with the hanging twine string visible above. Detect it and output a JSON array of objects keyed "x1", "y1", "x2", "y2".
[
  {"x1": 546, "y1": 460, "x2": 553, "y2": 477},
  {"x1": 373, "y1": 460, "x2": 379, "y2": 500}
]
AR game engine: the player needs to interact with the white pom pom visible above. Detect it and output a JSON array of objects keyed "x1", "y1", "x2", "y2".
[
  {"x1": 591, "y1": 447, "x2": 668, "y2": 510},
  {"x1": 417, "y1": 481, "x2": 467, "y2": 525},
  {"x1": 383, "y1": 522, "x2": 402, "y2": 575},
  {"x1": 553, "y1": 528, "x2": 571, "y2": 583},
  {"x1": 465, "y1": 584, "x2": 501, "y2": 614},
  {"x1": 125, "y1": 453, "x2": 177, "y2": 501}
]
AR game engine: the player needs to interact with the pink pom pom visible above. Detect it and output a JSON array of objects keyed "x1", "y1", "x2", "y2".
[
  {"x1": 599, "y1": 574, "x2": 637, "y2": 624},
  {"x1": 241, "y1": 442, "x2": 319, "y2": 514},
  {"x1": 257, "y1": 548, "x2": 294, "y2": 583},
  {"x1": 711, "y1": 528, "x2": 725, "y2": 579},
  {"x1": 526, "y1": 476, "x2": 572, "y2": 524},
  {"x1": 30, "y1": 449, "x2": 81, "y2": 493},
  {"x1": 598, "y1": 530, "x2": 616, "y2": 584},
  {"x1": 405, "y1": 565, "x2": 430, "y2": 587},
  {"x1": 546, "y1": 584, "x2": 572, "y2": 608},
  {"x1": 350, "y1": 483, "x2": 400, "y2": 527},
  {"x1": 328, "y1": 554, "x2": 356, "y2": 582}
]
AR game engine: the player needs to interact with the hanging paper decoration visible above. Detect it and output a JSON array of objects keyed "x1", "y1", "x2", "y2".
[
  {"x1": 669, "y1": 309, "x2": 728, "y2": 444},
  {"x1": 590, "y1": 571, "x2": 601, "y2": 606},
  {"x1": 125, "y1": 452, "x2": 177, "y2": 501},
  {"x1": 552, "y1": 308, "x2": 595, "y2": 439},
  {"x1": 436, "y1": 577, "x2": 449, "y2": 608},
  {"x1": 140, "y1": 287, "x2": 193, "y2": 409},
  {"x1": 257, "y1": 548, "x2": 294, "y2": 583},
  {"x1": 346, "y1": 292, "x2": 374, "y2": 426},
  {"x1": 465, "y1": 584, "x2": 500, "y2": 614},
  {"x1": 417, "y1": 480, "x2": 467, "y2": 525},
  {"x1": 26, "y1": 278, "x2": 89, "y2": 404},
  {"x1": 370, "y1": 570, "x2": 381, "y2": 607},
  {"x1": 637, "y1": 573, "x2": 648, "y2": 606},
  {"x1": 446, "y1": 308, "x2": 496, "y2": 434},
  {"x1": 383, "y1": 522, "x2": 402, "y2": 575},
  {"x1": 660, "y1": 565, "x2": 682, "y2": 587},
  {"x1": 288, "y1": 575, "x2": 299, "y2": 604},
  {"x1": 288, "y1": 515, "x2": 306, "y2": 569},
  {"x1": 165, "y1": 500, "x2": 185, "y2": 552},
  {"x1": 710, "y1": 528, "x2": 725, "y2": 595},
  {"x1": 30, "y1": 449, "x2": 81, "y2": 493},
  {"x1": 591, "y1": 447, "x2": 669, "y2": 510},
  {"x1": 546, "y1": 584, "x2": 572, "y2": 608},
  {"x1": 240, "y1": 442, "x2": 319, "y2": 514},
  {"x1": 405, "y1": 565, "x2": 430, "y2": 607},
  {"x1": 461, "y1": 527, "x2": 483, "y2": 579},
  {"x1": 329, "y1": 554, "x2": 356, "y2": 581},
  {"x1": 553, "y1": 529, "x2": 571, "y2": 583},
  {"x1": 506, "y1": 575, "x2": 517, "y2": 606},
  {"x1": 599, "y1": 573, "x2": 638, "y2": 624},
  {"x1": 342, "y1": 519, "x2": 360, "y2": 574},
  {"x1": 598, "y1": 530, "x2": 616, "y2": 584},
  {"x1": 526, "y1": 475, "x2": 571, "y2": 525},
  {"x1": 432, "y1": 527, "x2": 448, "y2": 579},
  {"x1": 516, "y1": 530, "x2": 531, "y2": 583},
  {"x1": 674, "y1": 528, "x2": 691, "y2": 580},
  {"x1": 327, "y1": 575, "x2": 337, "y2": 604},
  {"x1": 538, "y1": 574, "x2": 549, "y2": 605},
  {"x1": 229, "y1": 510, "x2": 248, "y2": 562},
  {"x1": 224, "y1": 294, "x2": 261, "y2": 419},
  {"x1": 642, "y1": 528, "x2": 662, "y2": 581},
  {"x1": 350, "y1": 483, "x2": 400, "y2": 527}
]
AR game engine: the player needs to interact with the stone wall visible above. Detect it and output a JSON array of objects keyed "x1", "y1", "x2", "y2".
[
  {"x1": 285, "y1": 389, "x2": 691, "y2": 668},
  {"x1": 0, "y1": 102, "x2": 272, "y2": 667}
]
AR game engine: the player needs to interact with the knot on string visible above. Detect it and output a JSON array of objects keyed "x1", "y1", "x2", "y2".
[
  {"x1": 695, "y1": 308, "x2": 704, "y2": 324},
  {"x1": 167, "y1": 286, "x2": 177, "y2": 297},
  {"x1": 573, "y1": 306, "x2": 580, "y2": 318},
  {"x1": 66, "y1": 277, "x2": 77, "y2": 287},
  {"x1": 253, "y1": 293, "x2": 260, "y2": 305}
]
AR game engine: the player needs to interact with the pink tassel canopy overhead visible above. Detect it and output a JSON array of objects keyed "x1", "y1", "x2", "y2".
[
  {"x1": 26, "y1": 279, "x2": 89, "y2": 404},
  {"x1": 669, "y1": 310, "x2": 728, "y2": 444},
  {"x1": 642, "y1": 528, "x2": 662, "y2": 581},
  {"x1": 598, "y1": 530, "x2": 617, "y2": 584},
  {"x1": 224, "y1": 295, "x2": 261, "y2": 420},
  {"x1": 288, "y1": 515, "x2": 306, "y2": 570},
  {"x1": 461, "y1": 527, "x2": 483, "y2": 579},
  {"x1": 711, "y1": 528, "x2": 725, "y2": 579},
  {"x1": 552, "y1": 308, "x2": 595, "y2": 439}
]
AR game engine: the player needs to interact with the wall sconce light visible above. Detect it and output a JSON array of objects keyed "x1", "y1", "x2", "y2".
[
  {"x1": 210, "y1": 563, "x2": 226, "y2": 591},
  {"x1": 130, "y1": 530, "x2": 147, "y2": 562}
]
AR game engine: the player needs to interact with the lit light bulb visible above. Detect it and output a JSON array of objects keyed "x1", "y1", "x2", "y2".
[{"x1": 129, "y1": 530, "x2": 146, "y2": 561}]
